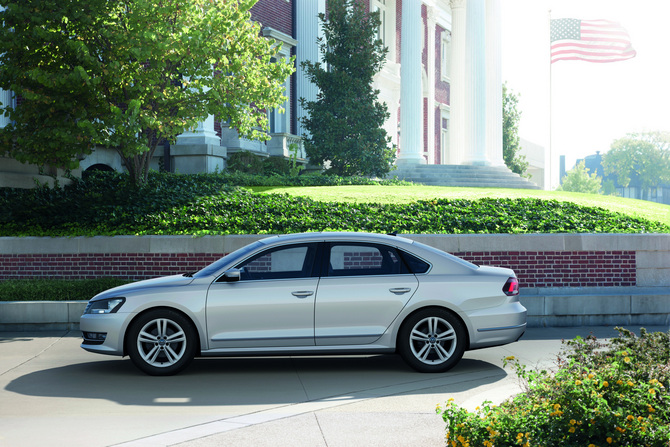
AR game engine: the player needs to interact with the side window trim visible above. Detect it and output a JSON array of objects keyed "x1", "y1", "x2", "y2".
[
  {"x1": 323, "y1": 242, "x2": 412, "y2": 278},
  {"x1": 216, "y1": 242, "x2": 319, "y2": 282}
]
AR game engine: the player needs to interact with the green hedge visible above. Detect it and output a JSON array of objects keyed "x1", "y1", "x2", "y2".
[
  {"x1": 1, "y1": 171, "x2": 667, "y2": 236},
  {"x1": 0, "y1": 278, "x2": 131, "y2": 301}
]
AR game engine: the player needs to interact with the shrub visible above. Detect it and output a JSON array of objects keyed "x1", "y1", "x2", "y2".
[
  {"x1": 0, "y1": 278, "x2": 132, "y2": 301},
  {"x1": 226, "y1": 150, "x2": 265, "y2": 174},
  {"x1": 437, "y1": 328, "x2": 670, "y2": 446}
]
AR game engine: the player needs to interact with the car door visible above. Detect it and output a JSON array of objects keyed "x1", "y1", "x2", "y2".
[
  {"x1": 206, "y1": 243, "x2": 319, "y2": 349},
  {"x1": 314, "y1": 242, "x2": 419, "y2": 346}
]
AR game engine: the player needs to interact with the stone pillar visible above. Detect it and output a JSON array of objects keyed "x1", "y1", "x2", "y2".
[
  {"x1": 426, "y1": 6, "x2": 437, "y2": 164},
  {"x1": 398, "y1": 0, "x2": 425, "y2": 164},
  {"x1": 296, "y1": 0, "x2": 326, "y2": 138},
  {"x1": 448, "y1": 0, "x2": 466, "y2": 165},
  {"x1": 175, "y1": 115, "x2": 220, "y2": 146},
  {"x1": 173, "y1": 108, "x2": 226, "y2": 174},
  {"x1": 486, "y1": 0, "x2": 504, "y2": 166},
  {"x1": 464, "y1": 0, "x2": 489, "y2": 165}
]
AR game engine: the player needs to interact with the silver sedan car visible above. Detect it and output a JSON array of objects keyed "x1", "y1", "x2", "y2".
[{"x1": 80, "y1": 232, "x2": 526, "y2": 375}]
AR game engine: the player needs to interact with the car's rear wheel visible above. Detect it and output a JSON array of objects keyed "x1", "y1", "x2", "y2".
[
  {"x1": 126, "y1": 309, "x2": 197, "y2": 376},
  {"x1": 398, "y1": 309, "x2": 466, "y2": 373}
]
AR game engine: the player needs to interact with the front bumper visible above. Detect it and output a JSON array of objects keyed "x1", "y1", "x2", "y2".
[{"x1": 80, "y1": 313, "x2": 130, "y2": 356}]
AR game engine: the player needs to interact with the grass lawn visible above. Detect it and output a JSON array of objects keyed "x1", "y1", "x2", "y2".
[{"x1": 251, "y1": 185, "x2": 670, "y2": 227}]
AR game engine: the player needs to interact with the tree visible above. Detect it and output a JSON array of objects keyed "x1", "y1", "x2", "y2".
[
  {"x1": 502, "y1": 83, "x2": 528, "y2": 176},
  {"x1": 0, "y1": 0, "x2": 293, "y2": 183},
  {"x1": 299, "y1": 0, "x2": 395, "y2": 177},
  {"x1": 556, "y1": 161, "x2": 602, "y2": 194},
  {"x1": 602, "y1": 132, "x2": 670, "y2": 199}
]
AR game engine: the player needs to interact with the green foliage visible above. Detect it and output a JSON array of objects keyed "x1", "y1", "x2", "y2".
[
  {"x1": 0, "y1": 172, "x2": 667, "y2": 237},
  {"x1": 438, "y1": 328, "x2": 670, "y2": 446},
  {"x1": 299, "y1": 0, "x2": 395, "y2": 177},
  {"x1": 503, "y1": 83, "x2": 529, "y2": 176},
  {"x1": 0, "y1": 278, "x2": 131, "y2": 301},
  {"x1": 0, "y1": 0, "x2": 294, "y2": 184},
  {"x1": 227, "y1": 151, "x2": 266, "y2": 175},
  {"x1": 557, "y1": 161, "x2": 603, "y2": 194},
  {"x1": 603, "y1": 132, "x2": 670, "y2": 198}
]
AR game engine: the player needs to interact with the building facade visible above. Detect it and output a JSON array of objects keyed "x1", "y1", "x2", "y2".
[{"x1": 1, "y1": 0, "x2": 509, "y2": 187}]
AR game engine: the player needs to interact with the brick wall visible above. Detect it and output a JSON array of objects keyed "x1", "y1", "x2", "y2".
[
  {"x1": 250, "y1": 0, "x2": 292, "y2": 36},
  {"x1": 458, "y1": 251, "x2": 636, "y2": 288},
  {"x1": 0, "y1": 249, "x2": 638, "y2": 289}
]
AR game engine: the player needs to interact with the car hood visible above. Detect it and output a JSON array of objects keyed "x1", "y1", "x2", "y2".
[{"x1": 91, "y1": 274, "x2": 195, "y2": 300}]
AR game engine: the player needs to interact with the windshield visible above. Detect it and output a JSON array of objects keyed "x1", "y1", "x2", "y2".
[{"x1": 193, "y1": 241, "x2": 264, "y2": 278}]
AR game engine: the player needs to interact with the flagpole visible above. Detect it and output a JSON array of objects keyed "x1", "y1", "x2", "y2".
[{"x1": 548, "y1": 9, "x2": 552, "y2": 190}]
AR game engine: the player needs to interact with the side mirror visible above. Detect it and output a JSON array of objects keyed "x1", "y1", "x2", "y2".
[{"x1": 221, "y1": 268, "x2": 241, "y2": 282}]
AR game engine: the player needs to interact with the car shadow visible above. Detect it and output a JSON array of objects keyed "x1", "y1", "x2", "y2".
[{"x1": 5, "y1": 354, "x2": 507, "y2": 407}]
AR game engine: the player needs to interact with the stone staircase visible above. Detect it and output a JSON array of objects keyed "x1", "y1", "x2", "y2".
[{"x1": 391, "y1": 164, "x2": 541, "y2": 189}]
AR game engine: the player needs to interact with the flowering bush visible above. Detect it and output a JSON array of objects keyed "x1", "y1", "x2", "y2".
[{"x1": 437, "y1": 328, "x2": 670, "y2": 446}]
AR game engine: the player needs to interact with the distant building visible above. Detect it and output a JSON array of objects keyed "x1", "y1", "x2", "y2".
[
  {"x1": 519, "y1": 138, "x2": 545, "y2": 190},
  {"x1": 575, "y1": 152, "x2": 670, "y2": 205}
]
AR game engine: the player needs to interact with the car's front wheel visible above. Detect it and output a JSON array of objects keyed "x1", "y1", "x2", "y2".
[
  {"x1": 398, "y1": 309, "x2": 466, "y2": 373},
  {"x1": 126, "y1": 309, "x2": 197, "y2": 376}
]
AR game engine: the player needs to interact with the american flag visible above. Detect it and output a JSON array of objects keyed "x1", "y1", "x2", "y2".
[{"x1": 550, "y1": 18, "x2": 636, "y2": 64}]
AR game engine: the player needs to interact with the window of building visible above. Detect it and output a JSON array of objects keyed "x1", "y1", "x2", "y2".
[
  {"x1": 440, "y1": 107, "x2": 450, "y2": 164},
  {"x1": 441, "y1": 30, "x2": 451, "y2": 82}
]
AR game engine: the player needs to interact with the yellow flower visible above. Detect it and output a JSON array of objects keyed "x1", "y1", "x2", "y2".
[
  {"x1": 553, "y1": 403, "x2": 561, "y2": 410},
  {"x1": 627, "y1": 381, "x2": 634, "y2": 387},
  {"x1": 624, "y1": 357, "x2": 631, "y2": 363},
  {"x1": 589, "y1": 444, "x2": 596, "y2": 447},
  {"x1": 603, "y1": 381, "x2": 609, "y2": 387},
  {"x1": 607, "y1": 437, "x2": 613, "y2": 444},
  {"x1": 649, "y1": 388, "x2": 656, "y2": 395},
  {"x1": 616, "y1": 380, "x2": 623, "y2": 385},
  {"x1": 588, "y1": 373, "x2": 595, "y2": 379},
  {"x1": 575, "y1": 380, "x2": 583, "y2": 385},
  {"x1": 568, "y1": 427, "x2": 576, "y2": 433}
]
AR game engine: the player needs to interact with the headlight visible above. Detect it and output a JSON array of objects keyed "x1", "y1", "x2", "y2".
[{"x1": 84, "y1": 297, "x2": 126, "y2": 315}]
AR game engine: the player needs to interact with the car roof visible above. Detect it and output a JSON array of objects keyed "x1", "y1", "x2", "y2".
[{"x1": 257, "y1": 232, "x2": 416, "y2": 247}]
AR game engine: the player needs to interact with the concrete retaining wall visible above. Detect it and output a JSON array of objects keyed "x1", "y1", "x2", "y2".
[{"x1": 1, "y1": 234, "x2": 669, "y2": 330}]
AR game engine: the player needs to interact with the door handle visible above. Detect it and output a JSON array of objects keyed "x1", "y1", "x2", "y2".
[
  {"x1": 292, "y1": 291, "x2": 314, "y2": 298},
  {"x1": 389, "y1": 287, "x2": 412, "y2": 294}
]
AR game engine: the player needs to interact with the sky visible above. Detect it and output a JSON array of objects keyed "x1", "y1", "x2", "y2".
[{"x1": 500, "y1": 0, "x2": 670, "y2": 188}]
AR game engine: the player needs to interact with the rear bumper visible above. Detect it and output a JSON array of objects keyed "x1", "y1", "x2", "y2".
[{"x1": 466, "y1": 302, "x2": 527, "y2": 349}]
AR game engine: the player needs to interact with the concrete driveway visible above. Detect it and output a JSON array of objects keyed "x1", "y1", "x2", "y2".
[{"x1": 1, "y1": 326, "x2": 665, "y2": 447}]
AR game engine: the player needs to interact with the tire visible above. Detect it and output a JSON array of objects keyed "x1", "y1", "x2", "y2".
[
  {"x1": 126, "y1": 309, "x2": 197, "y2": 376},
  {"x1": 397, "y1": 308, "x2": 466, "y2": 373}
]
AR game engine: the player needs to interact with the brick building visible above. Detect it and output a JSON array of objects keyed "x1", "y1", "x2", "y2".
[{"x1": 1, "y1": 0, "x2": 519, "y2": 188}]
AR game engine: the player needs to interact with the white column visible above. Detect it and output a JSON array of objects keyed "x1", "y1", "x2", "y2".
[
  {"x1": 486, "y1": 0, "x2": 504, "y2": 165},
  {"x1": 296, "y1": 0, "x2": 326, "y2": 138},
  {"x1": 448, "y1": 0, "x2": 466, "y2": 165},
  {"x1": 464, "y1": 0, "x2": 489, "y2": 165},
  {"x1": 0, "y1": 88, "x2": 12, "y2": 128},
  {"x1": 426, "y1": 6, "x2": 436, "y2": 164},
  {"x1": 397, "y1": 0, "x2": 425, "y2": 164}
]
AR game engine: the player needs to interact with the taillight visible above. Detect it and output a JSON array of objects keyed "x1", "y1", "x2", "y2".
[{"x1": 503, "y1": 277, "x2": 519, "y2": 296}]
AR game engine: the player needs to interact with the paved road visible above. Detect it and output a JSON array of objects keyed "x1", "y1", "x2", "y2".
[{"x1": 1, "y1": 326, "x2": 665, "y2": 447}]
